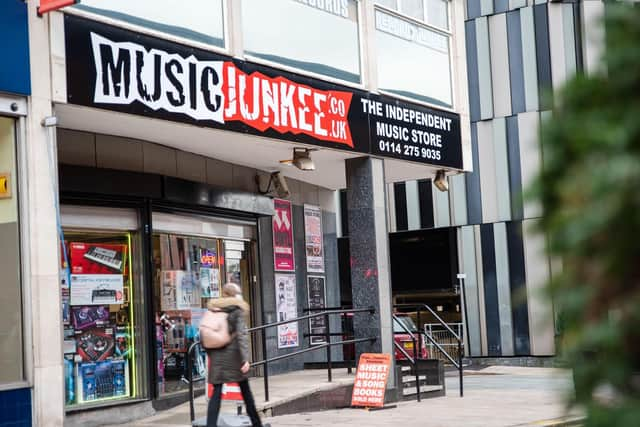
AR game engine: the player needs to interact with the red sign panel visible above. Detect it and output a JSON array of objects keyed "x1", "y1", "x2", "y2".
[
  {"x1": 273, "y1": 199, "x2": 295, "y2": 272},
  {"x1": 38, "y1": 0, "x2": 77, "y2": 15},
  {"x1": 351, "y1": 353, "x2": 392, "y2": 408},
  {"x1": 222, "y1": 63, "x2": 354, "y2": 147}
]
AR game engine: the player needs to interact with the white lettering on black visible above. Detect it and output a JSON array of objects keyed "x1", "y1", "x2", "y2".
[{"x1": 91, "y1": 32, "x2": 224, "y2": 123}]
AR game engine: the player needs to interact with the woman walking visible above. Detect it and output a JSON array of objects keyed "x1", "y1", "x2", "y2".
[{"x1": 205, "y1": 283, "x2": 267, "y2": 427}]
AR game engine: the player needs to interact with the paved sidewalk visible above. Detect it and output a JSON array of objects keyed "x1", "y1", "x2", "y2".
[
  {"x1": 106, "y1": 369, "x2": 355, "y2": 427},
  {"x1": 263, "y1": 366, "x2": 579, "y2": 427},
  {"x1": 104, "y1": 366, "x2": 580, "y2": 427}
]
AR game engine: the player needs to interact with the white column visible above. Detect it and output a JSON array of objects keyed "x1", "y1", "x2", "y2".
[
  {"x1": 26, "y1": 5, "x2": 64, "y2": 426},
  {"x1": 581, "y1": 0, "x2": 605, "y2": 76}
]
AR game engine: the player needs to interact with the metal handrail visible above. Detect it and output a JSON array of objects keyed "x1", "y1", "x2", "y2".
[
  {"x1": 424, "y1": 334, "x2": 459, "y2": 367},
  {"x1": 393, "y1": 313, "x2": 421, "y2": 401},
  {"x1": 185, "y1": 333, "x2": 378, "y2": 422},
  {"x1": 394, "y1": 303, "x2": 464, "y2": 397},
  {"x1": 251, "y1": 336, "x2": 375, "y2": 366},
  {"x1": 394, "y1": 303, "x2": 461, "y2": 340},
  {"x1": 185, "y1": 306, "x2": 386, "y2": 423},
  {"x1": 247, "y1": 307, "x2": 375, "y2": 332},
  {"x1": 393, "y1": 342, "x2": 414, "y2": 364},
  {"x1": 187, "y1": 341, "x2": 203, "y2": 423}
]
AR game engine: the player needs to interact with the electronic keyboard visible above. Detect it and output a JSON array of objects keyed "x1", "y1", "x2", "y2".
[
  {"x1": 92, "y1": 289, "x2": 117, "y2": 304},
  {"x1": 84, "y1": 246, "x2": 123, "y2": 272}
]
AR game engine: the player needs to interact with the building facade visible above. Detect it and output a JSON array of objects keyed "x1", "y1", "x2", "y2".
[
  {"x1": 14, "y1": 1, "x2": 473, "y2": 426},
  {"x1": 343, "y1": 0, "x2": 606, "y2": 361}
]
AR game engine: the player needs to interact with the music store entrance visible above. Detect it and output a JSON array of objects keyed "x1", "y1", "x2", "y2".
[{"x1": 55, "y1": 14, "x2": 467, "y2": 421}]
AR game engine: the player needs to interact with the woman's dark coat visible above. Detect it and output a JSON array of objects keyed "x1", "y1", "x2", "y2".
[{"x1": 205, "y1": 297, "x2": 250, "y2": 385}]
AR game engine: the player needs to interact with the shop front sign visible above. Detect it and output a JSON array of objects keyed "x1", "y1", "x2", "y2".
[{"x1": 65, "y1": 15, "x2": 463, "y2": 170}]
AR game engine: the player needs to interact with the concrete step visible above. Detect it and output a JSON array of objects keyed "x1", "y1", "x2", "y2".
[
  {"x1": 402, "y1": 377, "x2": 438, "y2": 389},
  {"x1": 401, "y1": 384, "x2": 445, "y2": 401}
]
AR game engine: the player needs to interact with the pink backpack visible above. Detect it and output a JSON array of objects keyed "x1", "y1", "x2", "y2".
[{"x1": 199, "y1": 310, "x2": 232, "y2": 349}]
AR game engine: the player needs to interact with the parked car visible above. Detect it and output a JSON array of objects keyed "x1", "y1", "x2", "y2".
[
  {"x1": 340, "y1": 312, "x2": 429, "y2": 363},
  {"x1": 393, "y1": 314, "x2": 429, "y2": 360}
]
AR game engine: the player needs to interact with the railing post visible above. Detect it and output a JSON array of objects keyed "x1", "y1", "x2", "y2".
[
  {"x1": 325, "y1": 313, "x2": 332, "y2": 382},
  {"x1": 458, "y1": 338, "x2": 463, "y2": 397},
  {"x1": 346, "y1": 313, "x2": 352, "y2": 375},
  {"x1": 188, "y1": 344, "x2": 195, "y2": 423},
  {"x1": 262, "y1": 328, "x2": 269, "y2": 402},
  {"x1": 413, "y1": 331, "x2": 420, "y2": 402},
  {"x1": 417, "y1": 310, "x2": 422, "y2": 359}
]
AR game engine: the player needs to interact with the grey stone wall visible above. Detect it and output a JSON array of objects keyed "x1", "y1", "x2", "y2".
[{"x1": 257, "y1": 205, "x2": 343, "y2": 375}]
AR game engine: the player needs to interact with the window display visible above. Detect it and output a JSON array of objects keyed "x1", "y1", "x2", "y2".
[
  {"x1": 152, "y1": 233, "x2": 253, "y2": 395},
  {"x1": 61, "y1": 231, "x2": 137, "y2": 407},
  {"x1": 153, "y1": 234, "x2": 222, "y2": 395}
]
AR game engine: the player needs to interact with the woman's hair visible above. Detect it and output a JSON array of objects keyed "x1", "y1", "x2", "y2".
[{"x1": 222, "y1": 282, "x2": 242, "y2": 298}]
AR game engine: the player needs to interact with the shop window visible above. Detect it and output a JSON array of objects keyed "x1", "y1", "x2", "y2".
[
  {"x1": 241, "y1": 0, "x2": 362, "y2": 84},
  {"x1": 152, "y1": 234, "x2": 252, "y2": 395},
  {"x1": 60, "y1": 230, "x2": 140, "y2": 408},
  {"x1": 375, "y1": 7, "x2": 453, "y2": 107},
  {"x1": 73, "y1": 0, "x2": 225, "y2": 48},
  {"x1": 0, "y1": 117, "x2": 23, "y2": 385}
]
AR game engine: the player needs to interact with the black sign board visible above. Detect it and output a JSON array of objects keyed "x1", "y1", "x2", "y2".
[
  {"x1": 65, "y1": 15, "x2": 463, "y2": 169},
  {"x1": 307, "y1": 275, "x2": 327, "y2": 345}
]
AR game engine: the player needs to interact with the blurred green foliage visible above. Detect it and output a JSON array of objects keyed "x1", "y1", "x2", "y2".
[{"x1": 532, "y1": 3, "x2": 640, "y2": 426}]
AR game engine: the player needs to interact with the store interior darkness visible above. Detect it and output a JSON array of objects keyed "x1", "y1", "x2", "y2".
[{"x1": 338, "y1": 227, "x2": 462, "y2": 325}]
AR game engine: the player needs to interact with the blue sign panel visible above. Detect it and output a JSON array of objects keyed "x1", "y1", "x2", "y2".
[{"x1": 0, "y1": 0, "x2": 31, "y2": 96}]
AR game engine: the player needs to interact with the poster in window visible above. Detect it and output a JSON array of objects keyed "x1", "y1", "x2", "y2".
[
  {"x1": 307, "y1": 275, "x2": 327, "y2": 345},
  {"x1": 275, "y1": 273, "x2": 299, "y2": 348},
  {"x1": 199, "y1": 268, "x2": 214, "y2": 298},
  {"x1": 161, "y1": 271, "x2": 199, "y2": 310},
  {"x1": 70, "y1": 274, "x2": 124, "y2": 306},
  {"x1": 304, "y1": 204, "x2": 325, "y2": 273},
  {"x1": 273, "y1": 199, "x2": 295, "y2": 272}
]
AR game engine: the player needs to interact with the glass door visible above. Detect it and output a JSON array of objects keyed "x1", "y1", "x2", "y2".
[
  {"x1": 152, "y1": 233, "x2": 221, "y2": 396},
  {"x1": 223, "y1": 240, "x2": 257, "y2": 361},
  {"x1": 150, "y1": 211, "x2": 258, "y2": 396}
]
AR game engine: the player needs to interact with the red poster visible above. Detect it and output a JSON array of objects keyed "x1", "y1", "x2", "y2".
[
  {"x1": 273, "y1": 199, "x2": 295, "y2": 271},
  {"x1": 70, "y1": 242, "x2": 127, "y2": 274},
  {"x1": 351, "y1": 353, "x2": 392, "y2": 408}
]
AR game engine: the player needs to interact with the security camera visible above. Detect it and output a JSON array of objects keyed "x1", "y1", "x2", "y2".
[
  {"x1": 256, "y1": 171, "x2": 291, "y2": 199},
  {"x1": 271, "y1": 171, "x2": 290, "y2": 199}
]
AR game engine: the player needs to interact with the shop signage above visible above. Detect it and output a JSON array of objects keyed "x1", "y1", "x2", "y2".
[{"x1": 65, "y1": 15, "x2": 463, "y2": 170}]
